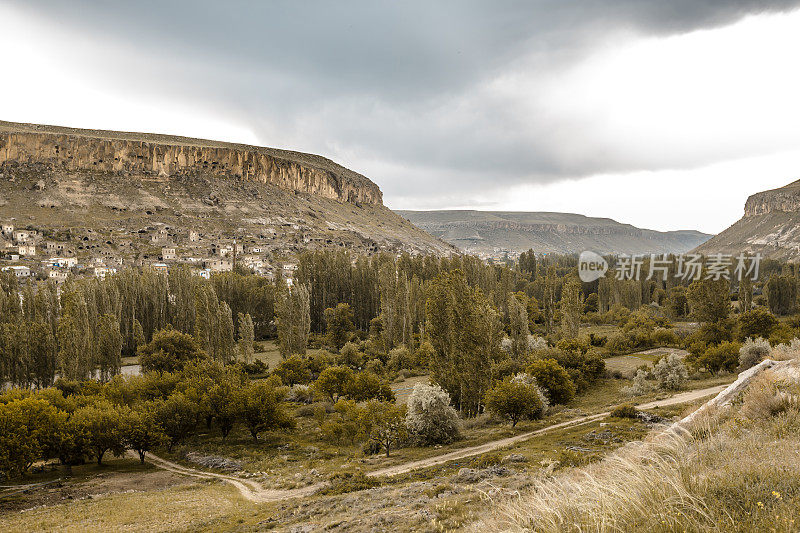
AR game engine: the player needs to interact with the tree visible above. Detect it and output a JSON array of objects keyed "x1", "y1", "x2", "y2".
[
  {"x1": 405, "y1": 383, "x2": 461, "y2": 445},
  {"x1": 358, "y1": 400, "x2": 407, "y2": 457},
  {"x1": 526, "y1": 359, "x2": 576, "y2": 405},
  {"x1": 766, "y1": 274, "x2": 798, "y2": 316},
  {"x1": 57, "y1": 290, "x2": 94, "y2": 381},
  {"x1": 122, "y1": 404, "x2": 164, "y2": 463},
  {"x1": 348, "y1": 372, "x2": 394, "y2": 402},
  {"x1": 484, "y1": 377, "x2": 545, "y2": 427},
  {"x1": 738, "y1": 308, "x2": 779, "y2": 341},
  {"x1": 235, "y1": 381, "x2": 294, "y2": 441},
  {"x1": 426, "y1": 270, "x2": 502, "y2": 416},
  {"x1": 272, "y1": 355, "x2": 312, "y2": 386},
  {"x1": 508, "y1": 294, "x2": 530, "y2": 360},
  {"x1": 667, "y1": 286, "x2": 689, "y2": 318},
  {"x1": 206, "y1": 379, "x2": 242, "y2": 439},
  {"x1": 314, "y1": 365, "x2": 354, "y2": 402},
  {"x1": 96, "y1": 314, "x2": 123, "y2": 382},
  {"x1": 560, "y1": 277, "x2": 583, "y2": 338},
  {"x1": 138, "y1": 327, "x2": 207, "y2": 374},
  {"x1": 324, "y1": 303, "x2": 356, "y2": 351},
  {"x1": 237, "y1": 313, "x2": 255, "y2": 364},
  {"x1": 276, "y1": 284, "x2": 311, "y2": 357},
  {"x1": 153, "y1": 392, "x2": 198, "y2": 450},
  {"x1": 688, "y1": 278, "x2": 730, "y2": 324},
  {"x1": 337, "y1": 341, "x2": 363, "y2": 369},
  {"x1": 72, "y1": 401, "x2": 126, "y2": 465},
  {"x1": 738, "y1": 275, "x2": 753, "y2": 312},
  {"x1": 28, "y1": 321, "x2": 57, "y2": 389},
  {"x1": 0, "y1": 397, "x2": 64, "y2": 478}
]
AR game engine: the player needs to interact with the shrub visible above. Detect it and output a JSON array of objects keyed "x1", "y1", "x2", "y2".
[
  {"x1": 272, "y1": 355, "x2": 312, "y2": 385},
  {"x1": 738, "y1": 337, "x2": 771, "y2": 370},
  {"x1": 771, "y1": 338, "x2": 800, "y2": 360},
  {"x1": 348, "y1": 372, "x2": 394, "y2": 402},
  {"x1": 651, "y1": 354, "x2": 688, "y2": 391},
  {"x1": 527, "y1": 335, "x2": 548, "y2": 352},
  {"x1": 405, "y1": 383, "x2": 461, "y2": 445},
  {"x1": 606, "y1": 332, "x2": 633, "y2": 355},
  {"x1": 692, "y1": 342, "x2": 741, "y2": 374},
  {"x1": 610, "y1": 404, "x2": 639, "y2": 419},
  {"x1": 738, "y1": 308, "x2": 779, "y2": 340},
  {"x1": 741, "y1": 372, "x2": 799, "y2": 420},
  {"x1": 651, "y1": 328, "x2": 679, "y2": 346},
  {"x1": 526, "y1": 359, "x2": 576, "y2": 405},
  {"x1": 337, "y1": 342, "x2": 363, "y2": 369},
  {"x1": 388, "y1": 346, "x2": 413, "y2": 371},
  {"x1": 621, "y1": 369, "x2": 653, "y2": 397},
  {"x1": 485, "y1": 377, "x2": 545, "y2": 426},
  {"x1": 319, "y1": 471, "x2": 381, "y2": 495}
]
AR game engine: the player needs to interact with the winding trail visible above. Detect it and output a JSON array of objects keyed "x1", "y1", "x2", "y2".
[{"x1": 140, "y1": 383, "x2": 729, "y2": 502}]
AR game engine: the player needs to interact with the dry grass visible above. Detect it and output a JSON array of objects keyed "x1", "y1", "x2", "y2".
[{"x1": 475, "y1": 369, "x2": 800, "y2": 533}]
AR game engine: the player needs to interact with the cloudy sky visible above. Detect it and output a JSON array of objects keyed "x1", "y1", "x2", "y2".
[{"x1": 2, "y1": 0, "x2": 800, "y2": 234}]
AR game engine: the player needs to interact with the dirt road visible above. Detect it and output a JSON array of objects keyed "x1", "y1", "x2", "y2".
[{"x1": 141, "y1": 382, "x2": 728, "y2": 502}]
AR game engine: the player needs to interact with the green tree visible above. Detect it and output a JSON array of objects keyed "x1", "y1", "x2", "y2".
[
  {"x1": 358, "y1": 400, "x2": 407, "y2": 457},
  {"x1": 314, "y1": 365, "x2": 355, "y2": 402},
  {"x1": 426, "y1": 270, "x2": 502, "y2": 416},
  {"x1": 72, "y1": 401, "x2": 126, "y2": 465},
  {"x1": 688, "y1": 278, "x2": 730, "y2": 324},
  {"x1": 237, "y1": 312, "x2": 255, "y2": 364},
  {"x1": 276, "y1": 284, "x2": 311, "y2": 357},
  {"x1": 96, "y1": 314, "x2": 123, "y2": 382},
  {"x1": 138, "y1": 327, "x2": 207, "y2": 374},
  {"x1": 348, "y1": 372, "x2": 394, "y2": 402},
  {"x1": 738, "y1": 308, "x2": 778, "y2": 341},
  {"x1": 526, "y1": 359, "x2": 576, "y2": 405},
  {"x1": 272, "y1": 355, "x2": 312, "y2": 386},
  {"x1": 235, "y1": 381, "x2": 294, "y2": 441},
  {"x1": 324, "y1": 303, "x2": 356, "y2": 351},
  {"x1": 57, "y1": 290, "x2": 94, "y2": 381},
  {"x1": 484, "y1": 378, "x2": 545, "y2": 427},
  {"x1": 508, "y1": 293, "x2": 530, "y2": 360},
  {"x1": 153, "y1": 392, "x2": 198, "y2": 450},
  {"x1": 560, "y1": 277, "x2": 583, "y2": 338},
  {"x1": 122, "y1": 404, "x2": 165, "y2": 463}
]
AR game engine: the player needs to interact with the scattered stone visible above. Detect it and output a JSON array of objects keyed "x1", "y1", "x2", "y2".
[
  {"x1": 501, "y1": 453, "x2": 527, "y2": 464},
  {"x1": 184, "y1": 452, "x2": 243, "y2": 473}
]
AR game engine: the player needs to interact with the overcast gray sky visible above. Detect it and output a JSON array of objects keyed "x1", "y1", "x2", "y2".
[{"x1": 3, "y1": 0, "x2": 800, "y2": 233}]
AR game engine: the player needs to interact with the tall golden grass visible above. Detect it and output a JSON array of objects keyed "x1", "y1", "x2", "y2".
[{"x1": 476, "y1": 359, "x2": 800, "y2": 533}]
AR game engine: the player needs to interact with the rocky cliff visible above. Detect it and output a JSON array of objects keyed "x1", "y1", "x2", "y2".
[
  {"x1": 693, "y1": 179, "x2": 800, "y2": 261},
  {"x1": 0, "y1": 121, "x2": 453, "y2": 262},
  {"x1": 399, "y1": 210, "x2": 710, "y2": 256},
  {"x1": 0, "y1": 121, "x2": 381, "y2": 206}
]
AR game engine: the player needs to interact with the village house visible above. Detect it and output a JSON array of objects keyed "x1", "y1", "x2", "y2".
[
  {"x1": 161, "y1": 247, "x2": 177, "y2": 260},
  {"x1": 203, "y1": 258, "x2": 233, "y2": 272},
  {"x1": 151, "y1": 262, "x2": 169, "y2": 273},
  {"x1": 1, "y1": 265, "x2": 31, "y2": 278},
  {"x1": 1, "y1": 224, "x2": 13, "y2": 236},
  {"x1": 12, "y1": 230, "x2": 31, "y2": 243},
  {"x1": 189, "y1": 231, "x2": 200, "y2": 242},
  {"x1": 18, "y1": 244, "x2": 35, "y2": 256},
  {"x1": 94, "y1": 266, "x2": 117, "y2": 279},
  {"x1": 47, "y1": 269, "x2": 69, "y2": 283},
  {"x1": 47, "y1": 257, "x2": 78, "y2": 268}
]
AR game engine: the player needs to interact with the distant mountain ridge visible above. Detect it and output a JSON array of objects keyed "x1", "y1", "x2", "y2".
[
  {"x1": 397, "y1": 210, "x2": 711, "y2": 256},
  {"x1": 693, "y1": 179, "x2": 800, "y2": 261}
]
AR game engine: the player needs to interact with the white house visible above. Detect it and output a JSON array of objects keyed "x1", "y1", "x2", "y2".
[
  {"x1": 18, "y1": 245, "x2": 35, "y2": 256},
  {"x1": 2, "y1": 265, "x2": 31, "y2": 278},
  {"x1": 12, "y1": 230, "x2": 30, "y2": 243},
  {"x1": 162, "y1": 247, "x2": 177, "y2": 260}
]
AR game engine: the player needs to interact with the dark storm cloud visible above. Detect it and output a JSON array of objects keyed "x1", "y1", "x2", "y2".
[{"x1": 10, "y1": 0, "x2": 800, "y2": 203}]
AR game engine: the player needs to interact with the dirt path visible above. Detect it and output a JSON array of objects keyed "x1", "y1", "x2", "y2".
[
  {"x1": 131, "y1": 451, "x2": 323, "y2": 503},
  {"x1": 140, "y1": 383, "x2": 728, "y2": 502}
]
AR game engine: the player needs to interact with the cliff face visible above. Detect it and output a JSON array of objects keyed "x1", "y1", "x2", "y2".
[
  {"x1": 693, "y1": 179, "x2": 800, "y2": 261},
  {"x1": 0, "y1": 121, "x2": 382, "y2": 206},
  {"x1": 399, "y1": 210, "x2": 710, "y2": 256},
  {"x1": 744, "y1": 179, "x2": 800, "y2": 216}
]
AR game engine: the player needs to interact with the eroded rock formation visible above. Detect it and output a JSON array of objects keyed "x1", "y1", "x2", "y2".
[{"x1": 0, "y1": 121, "x2": 382, "y2": 206}]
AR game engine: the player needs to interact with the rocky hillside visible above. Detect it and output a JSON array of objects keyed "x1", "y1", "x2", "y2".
[
  {"x1": 398, "y1": 210, "x2": 710, "y2": 257},
  {"x1": 0, "y1": 121, "x2": 453, "y2": 265},
  {"x1": 693, "y1": 179, "x2": 800, "y2": 261}
]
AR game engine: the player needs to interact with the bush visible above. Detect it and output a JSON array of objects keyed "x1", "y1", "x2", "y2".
[
  {"x1": 692, "y1": 341, "x2": 741, "y2": 374},
  {"x1": 387, "y1": 346, "x2": 413, "y2": 371},
  {"x1": 741, "y1": 373, "x2": 799, "y2": 420},
  {"x1": 526, "y1": 359, "x2": 576, "y2": 405},
  {"x1": 738, "y1": 308, "x2": 779, "y2": 341},
  {"x1": 610, "y1": 404, "x2": 639, "y2": 419},
  {"x1": 771, "y1": 338, "x2": 800, "y2": 360},
  {"x1": 405, "y1": 383, "x2": 461, "y2": 445},
  {"x1": 621, "y1": 369, "x2": 653, "y2": 397},
  {"x1": 348, "y1": 372, "x2": 394, "y2": 402},
  {"x1": 337, "y1": 342, "x2": 363, "y2": 369},
  {"x1": 605, "y1": 332, "x2": 633, "y2": 355},
  {"x1": 272, "y1": 355, "x2": 312, "y2": 385},
  {"x1": 314, "y1": 365, "x2": 354, "y2": 402},
  {"x1": 651, "y1": 328, "x2": 679, "y2": 346},
  {"x1": 651, "y1": 354, "x2": 688, "y2": 391},
  {"x1": 738, "y1": 337, "x2": 771, "y2": 370},
  {"x1": 484, "y1": 377, "x2": 545, "y2": 426}
]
